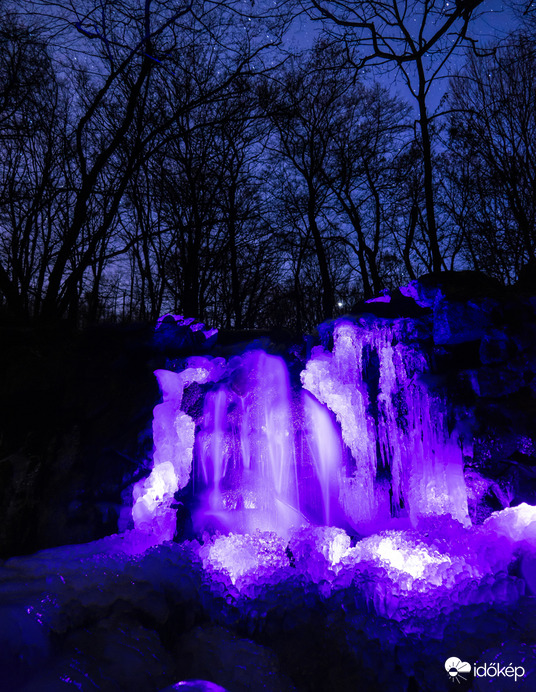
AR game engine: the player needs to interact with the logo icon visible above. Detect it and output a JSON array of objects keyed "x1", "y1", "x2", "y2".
[{"x1": 445, "y1": 657, "x2": 472, "y2": 683}]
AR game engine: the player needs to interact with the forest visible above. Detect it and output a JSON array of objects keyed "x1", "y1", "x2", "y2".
[{"x1": 0, "y1": 0, "x2": 535, "y2": 331}]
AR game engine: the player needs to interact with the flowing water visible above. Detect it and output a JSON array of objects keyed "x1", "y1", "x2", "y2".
[{"x1": 132, "y1": 318, "x2": 469, "y2": 540}]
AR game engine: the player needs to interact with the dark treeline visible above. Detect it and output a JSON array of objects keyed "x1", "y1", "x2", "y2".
[{"x1": 0, "y1": 0, "x2": 535, "y2": 331}]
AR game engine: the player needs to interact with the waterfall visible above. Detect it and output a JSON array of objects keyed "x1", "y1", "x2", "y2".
[{"x1": 132, "y1": 318, "x2": 470, "y2": 540}]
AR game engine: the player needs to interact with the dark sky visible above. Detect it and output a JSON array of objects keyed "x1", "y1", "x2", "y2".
[{"x1": 286, "y1": 1, "x2": 521, "y2": 110}]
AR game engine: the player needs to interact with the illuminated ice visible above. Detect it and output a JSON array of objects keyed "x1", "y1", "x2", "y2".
[
  {"x1": 199, "y1": 531, "x2": 288, "y2": 585},
  {"x1": 338, "y1": 531, "x2": 455, "y2": 588},
  {"x1": 482, "y1": 502, "x2": 536, "y2": 543},
  {"x1": 134, "y1": 316, "x2": 470, "y2": 543},
  {"x1": 302, "y1": 392, "x2": 343, "y2": 525},
  {"x1": 132, "y1": 359, "x2": 225, "y2": 541},
  {"x1": 301, "y1": 325, "x2": 378, "y2": 524},
  {"x1": 6, "y1": 312, "x2": 536, "y2": 690},
  {"x1": 155, "y1": 313, "x2": 218, "y2": 341},
  {"x1": 3, "y1": 506, "x2": 536, "y2": 689},
  {"x1": 302, "y1": 320, "x2": 470, "y2": 529},
  {"x1": 161, "y1": 683, "x2": 230, "y2": 692},
  {"x1": 288, "y1": 526, "x2": 351, "y2": 580},
  {"x1": 192, "y1": 350, "x2": 304, "y2": 536}
]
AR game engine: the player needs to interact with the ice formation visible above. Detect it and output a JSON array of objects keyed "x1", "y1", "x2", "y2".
[
  {"x1": 2, "y1": 508, "x2": 534, "y2": 691},
  {"x1": 133, "y1": 317, "x2": 470, "y2": 540},
  {"x1": 161, "y1": 682, "x2": 230, "y2": 691},
  {"x1": 132, "y1": 358, "x2": 226, "y2": 540},
  {"x1": 302, "y1": 392, "x2": 343, "y2": 526},
  {"x1": 4, "y1": 313, "x2": 536, "y2": 691},
  {"x1": 193, "y1": 350, "x2": 302, "y2": 537},
  {"x1": 155, "y1": 314, "x2": 218, "y2": 340},
  {"x1": 302, "y1": 320, "x2": 470, "y2": 528}
]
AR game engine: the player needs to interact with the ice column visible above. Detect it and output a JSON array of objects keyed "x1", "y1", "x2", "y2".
[
  {"x1": 303, "y1": 391, "x2": 343, "y2": 525},
  {"x1": 132, "y1": 358, "x2": 225, "y2": 541},
  {"x1": 376, "y1": 329, "x2": 469, "y2": 525},
  {"x1": 302, "y1": 320, "x2": 470, "y2": 528},
  {"x1": 301, "y1": 323, "x2": 378, "y2": 524}
]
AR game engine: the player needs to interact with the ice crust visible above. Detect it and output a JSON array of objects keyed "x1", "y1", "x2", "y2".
[
  {"x1": 1, "y1": 505, "x2": 536, "y2": 690},
  {"x1": 196, "y1": 509, "x2": 530, "y2": 612}
]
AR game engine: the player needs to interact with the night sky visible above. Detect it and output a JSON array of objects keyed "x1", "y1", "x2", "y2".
[{"x1": 287, "y1": 0, "x2": 521, "y2": 109}]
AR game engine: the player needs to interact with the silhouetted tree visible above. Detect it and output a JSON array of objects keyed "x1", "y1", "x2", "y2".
[
  {"x1": 0, "y1": 0, "x2": 288, "y2": 322},
  {"x1": 446, "y1": 32, "x2": 536, "y2": 283},
  {"x1": 304, "y1": 0, "x2": 486, "y2": 273},
  {"x1": 261, "y1": 43, "x2": 348, "y2": 319},
  {"x1": 262, "y1": 40, "x2": 413, "y2": 326},
  {"x1": 0, "y1": 10, "x2": 71, "y2": 317},
  {"x1": 322, "y1": 81, "x2": 411, "y2": 297}
]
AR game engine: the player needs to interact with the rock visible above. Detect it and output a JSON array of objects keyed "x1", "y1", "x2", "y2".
[
  {"x1": 351, "y1": 288, "x2": 431, "y2": 319},
  {"x1": 473, "y1": 367, "x2": 526, "y2": 398},
  {"x1": 173, "y1": 626, "x2": 295, "y2": 692},
  {"x1": 399, "y1": 280, "x2": 440, "y2": 308},
  {"x1": 154, "y1": 315, "x2": 218, "y2": 354},
  {"x1": 480, "y1": 330, "x2": 515, "y2": 365},
  {"x1": 433, "y1": 297, "x2": 490, "y2": 345}
]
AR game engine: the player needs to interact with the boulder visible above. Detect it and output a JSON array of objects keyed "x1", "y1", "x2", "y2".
[{"x1": 433, "y1": 298, "x2": 490, "y2": 345}]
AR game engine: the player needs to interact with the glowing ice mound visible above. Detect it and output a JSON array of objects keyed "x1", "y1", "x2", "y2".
[
  {"x1": 288, "y1": 526, "x2": 351, "y2": 580},
  {"x1": 336, "y1": 530, "x2": 463, "y2": 594},
  {"x1": 199, "y1": 531, "x2": 289, "y2": 585},
  {"x1": 482, "y1": 502, "x2": 536, "y2": 543},
  {"x1": 192, "y1": 512, "x2": 530, "y2": 624}
]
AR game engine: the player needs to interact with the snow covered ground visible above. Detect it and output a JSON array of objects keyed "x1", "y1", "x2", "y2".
[{"x1": 1, "y1": 505, "x2": 536, "y2": 691}]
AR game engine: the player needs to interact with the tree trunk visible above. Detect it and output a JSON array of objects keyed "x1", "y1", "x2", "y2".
[
  {"x1": 307, "y1": 182, "x2": 333, "y2": 318},
  {"x1": 417, "y1": 60, "x2": 443, "y2": 274}
]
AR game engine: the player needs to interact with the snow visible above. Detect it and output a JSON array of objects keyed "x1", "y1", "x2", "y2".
[{"x1": 1, "y1": 505, "x2": 536, "y2": 690}]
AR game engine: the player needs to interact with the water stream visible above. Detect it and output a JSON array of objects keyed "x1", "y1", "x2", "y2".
[{"x1": 132, "y1": 318, "x2": 469, "y2": 541}]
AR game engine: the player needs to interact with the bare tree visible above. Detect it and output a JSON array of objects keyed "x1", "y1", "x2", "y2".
[
  {"x1": 0, "y1": 0, "x2": 288, "y2": 322},
  {"x1": 0, "y1": 10, "x2": 72, "y2": 317},
  {"x1": 262, "y1": 42, "x2": 356, "y2": 319},
  {"x1": 322, "y1": 81, "x2": 411, "y2": 297},
  {"x1": 262, "y1": 39, "x2": 413, "y2": 325},
  {"x1": 304, "y1": 0, "x2": 486, "y2": 273},
  {"x1": 445, "y1": 31, "x2": 536, "y2": 283}
]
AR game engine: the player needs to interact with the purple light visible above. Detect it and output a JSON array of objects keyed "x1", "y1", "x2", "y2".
[
  {"x1": 303, "y1": 391, "x2": 342, "y2": 526},
  {"x1": 302, "y1": 320, "x2": 469, "y2": 529},
  {"x1": 365, "y1": 295, "x2": 391, "y2": 303},
  {"x1": 155, "y1": 314, "x2": 196, "y2": 329},
  {"x1": 133, "y1": 318, "x2": 471, "y2": 541},
  {"x1": 192, "y1": 350, "x2": 302, "y2": 537},
  {"x1": 132, "y1": 359, "x2": 226, "y2": 540}
]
